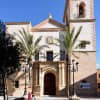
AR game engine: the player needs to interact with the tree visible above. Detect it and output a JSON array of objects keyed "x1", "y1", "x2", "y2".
[
  {"x1": 12, "y1": 28, "x2": 47, "y2": 87},
  {"x1": 58, "y1": 26, "x2": 90, "y2": 97},
  {"x1": 0, "y1": 27, "x2": 21, "y2": 100}
]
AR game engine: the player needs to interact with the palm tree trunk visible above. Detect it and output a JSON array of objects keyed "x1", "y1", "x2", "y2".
[
  {"x1": 5, "y1": 76, "x2": 8, "y2": 100},
  {"x1": 67, "y1": 63, "x2": 69, "y2": 97},
  {"x1": 28, "y1": 57, "x2": 32, "y2": 82},
  {"x1": 29, "y1": 65, "x2": 31, "y2": 81},
  {"x1": 66, "y1": 54, "x2": 72, "y2": 97},
  {"x1": 2, "y1": 74, "x2": 6, "y2": 100}
]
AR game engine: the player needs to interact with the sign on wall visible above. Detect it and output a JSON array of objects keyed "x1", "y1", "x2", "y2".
[{"x1": 80, "y1": 82, "x2": 91, "y2": 89}]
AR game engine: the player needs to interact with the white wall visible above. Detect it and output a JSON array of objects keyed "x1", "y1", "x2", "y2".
[
  {"x1": 71, "y1": 22, "x2": 95, "y2": 51},
  {"x1": 6, "y1": 24, "x2": 31, "y2": 35},
  {"x1": 40, "y1": 23, "x2": 59, "y2": 28},
  {"x1": 33, "y1": 31, "x2": 65, "y2": 61}
]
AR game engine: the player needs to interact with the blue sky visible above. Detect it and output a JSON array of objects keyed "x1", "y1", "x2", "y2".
[{"x1": 0, "y1": 0, "x2": 99, "y2": 68}]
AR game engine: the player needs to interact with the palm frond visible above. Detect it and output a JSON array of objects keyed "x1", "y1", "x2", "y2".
[
  {"x1": 53, "y1": 53, "x2": 59, "y2": 59},
  {"x1": 13, "y1": 29, "x2": 33, "y2": 58},
  {"x1": 54, "y1": 38, "x2": 63, "y2": 46},
  {"x1": 37, "y1": 45, "x2": 49, "y2": 52},
  {"x1": 70, "y1": 27, "x2": 75, "y2": 40},
  {"x1": 34, "y1": 36, "x2": 42, "y2": 46},
  {"x1": 72, "y1": 52, "x2": 79, "y2": 59},
  {"x1": 75, "y1": 40, "x2": 90, "y2": 49},
  {"x1": 72, "y1": 26, "x2": 82, "y2": 47},
  {"x1": 14, "y1": 32, "x2": 28, "y2": 52}
]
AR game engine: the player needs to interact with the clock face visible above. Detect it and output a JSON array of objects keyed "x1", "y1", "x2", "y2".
[{"x1": 46, "y1": 36, "x2": 53, "y2": 44}]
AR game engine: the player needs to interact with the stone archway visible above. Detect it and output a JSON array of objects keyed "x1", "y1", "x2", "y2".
[{"x1": 44, "y1": 73, "x2": 56, "y2": 95}]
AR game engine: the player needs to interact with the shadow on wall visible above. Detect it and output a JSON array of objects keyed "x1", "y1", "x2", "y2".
[
  {"x1": 7, "y1": 71, "x2": 26, "y2": 96},
  {"x1": 58, "y1": 73, "x2": 97, "y2": 97}
]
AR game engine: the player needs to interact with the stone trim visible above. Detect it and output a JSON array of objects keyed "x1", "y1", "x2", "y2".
[
  {"x1": 73, "y1": 51, "x2": 96, "y2": 52},
  {"x1": 70, "y1": 19, "x2": 95, "y2": 23},
  {"x1": 31, "y1": 28, "x2": 65, "y2": 32},
  {"x1": 33, "y1": 61, "x2": 66, "y2": 64},
  {"x1": 6, "y1": 22, "x2": 30, "y2": 25}
]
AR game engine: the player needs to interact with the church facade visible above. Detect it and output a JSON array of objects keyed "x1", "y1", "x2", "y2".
[{"x1": 6, "y1": 0, "x2": 96, "y2": 97}]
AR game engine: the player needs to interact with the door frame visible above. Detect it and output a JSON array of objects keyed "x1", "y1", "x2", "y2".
[{"x1": 44, "y1": 72, "x2": 56, "y2": 95}]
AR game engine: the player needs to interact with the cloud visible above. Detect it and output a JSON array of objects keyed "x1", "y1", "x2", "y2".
[
  {"x1": 97, "y1": 64, "x2": 100, "y2": 67},
  {"x1": 97, "y1": 64, "x2": 100, "y2": 69}
]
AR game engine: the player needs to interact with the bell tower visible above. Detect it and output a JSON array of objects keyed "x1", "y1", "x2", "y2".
[
  {"x1": 64, "y1": 0, "x2": 96, "y2": 51},
  {"x1": 63, "y1": 0, "x2": 97, "y2": 96}
]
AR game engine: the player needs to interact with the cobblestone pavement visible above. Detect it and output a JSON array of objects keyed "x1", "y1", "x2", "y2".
[
  {"x1": 80, "y1": 98, "x2": 100, "y2": 100},
  {"x1": 32, "y1": 96, "x2": 68, "y2": 100},
  {"x1": 0, "y1": 96, "x2": 100, "y2": 100},
  {"x1": 32, "y1": 96, "x2": 100, "y2": 100}
]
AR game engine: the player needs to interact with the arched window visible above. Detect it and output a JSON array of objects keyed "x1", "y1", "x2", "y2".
[{"x1": 79, "y1": 2, "x2": 85, "y2": 18}]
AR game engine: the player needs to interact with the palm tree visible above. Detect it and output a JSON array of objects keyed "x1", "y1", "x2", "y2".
[
  {"x1": 58, "y1": 26, "x2": 90, "y2": 97},
  {"x1": 64, "y1": 26, "x2": 82, "y2": 97},
  {"x1": 13, "y1": 28, "x2": 47, "y2": 88}
]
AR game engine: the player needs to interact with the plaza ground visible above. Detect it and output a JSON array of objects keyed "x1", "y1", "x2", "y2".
[{"x1": 0, "y1": 96, "x2": 100, "y2": 100}]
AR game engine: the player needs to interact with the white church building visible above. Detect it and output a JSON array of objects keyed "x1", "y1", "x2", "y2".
[{"x1": 5, "y1": 0, "x2": 96, "y2": 97}]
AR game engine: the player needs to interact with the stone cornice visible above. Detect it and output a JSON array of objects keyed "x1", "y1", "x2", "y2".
[
  {"x1": 31, "y1": 28, "x2": 65, "y2": 32},
  {"x1": 33, "y1": 61, "x2": 66, "y2": 64},
  {"x1": 6, "y1": 22, "x2": 30, "y2": 25},
  {"x1": 70, "y1": 19, "x2": 96, "y2": 23},
  {"x1": 73, "y1": 51, "x2": 96, "y2": 52}
]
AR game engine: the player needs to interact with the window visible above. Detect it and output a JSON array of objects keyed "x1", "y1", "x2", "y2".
[
  {"x1": 47, "y1": 51, "x2": 53, "y2": 61},
  {"x1": 60, "y1": 50, "x2": 65, "y2": 61},
  {"x1": 98, "y1": 83, "x2": 100, "y2": 88},
  {"x1": 79, "y1": 2, "x2": 85, "y2": 18},
  {"x1": 0, "y1": 79, "x2": 3, "y2": 87},
  {"x1": 98, "y1": 74, "x2": 100, "y2": 78},
  {"x1": 15, "y1": 80, "x2": 19, "y2": 88},
  {"x1": 35, "y1": 52, "x2": 39, "y2": 61}
]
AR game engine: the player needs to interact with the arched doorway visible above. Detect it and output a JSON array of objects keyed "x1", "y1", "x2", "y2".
[{"x1": 44, "y1": 73, "x2": 56, "y2": 95}]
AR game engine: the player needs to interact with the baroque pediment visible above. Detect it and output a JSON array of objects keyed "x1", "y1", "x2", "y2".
[{"x1": 31, "y1": 18, "x2": 65, "y2": 32}]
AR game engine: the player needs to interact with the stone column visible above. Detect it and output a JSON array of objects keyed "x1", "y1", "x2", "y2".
[
  {"x1": 58, "y1": 63, "x2": 62, "y2": 90},
  {"x1": 58, "y1": 62, "x2": 67, "y2": 96},
  {"x1": 32, "y1": 63, "x2": 40, "y2": 96}
]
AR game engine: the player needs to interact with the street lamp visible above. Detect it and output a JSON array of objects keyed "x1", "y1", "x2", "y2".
[
  {"x1": 23, "y1": 59, "x2": 29, "y2": 96},
  {"x1": 23, "y1": 65, "x2": 27, "y2": 96},
  {"x1": 72, "y1": 59, "x2": 79, "y2": 96}
]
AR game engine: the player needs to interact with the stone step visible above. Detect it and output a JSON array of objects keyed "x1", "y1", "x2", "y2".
[{"x1": 33, "y1": 96, "x2": 68, "y2": 100}]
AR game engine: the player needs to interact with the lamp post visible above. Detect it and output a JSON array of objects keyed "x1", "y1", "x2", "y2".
[
  {"x1": 23, "y1": 58, "x2": 29, "y2": 96},
  {"x1": 72, "y1": 59, "x2": 79, "y2": 96},
  {"x1": 24, "y1": 66, "x2": 27, "y2": 96}
]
